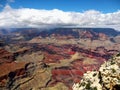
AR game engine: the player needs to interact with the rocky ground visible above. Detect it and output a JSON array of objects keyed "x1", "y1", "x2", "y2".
[
  {"x1": 0, "y1": 28, "x2": 120, "y2": 90},
  {"x1": 73, "y1": 53, "x2": 120, "y2": 90}
]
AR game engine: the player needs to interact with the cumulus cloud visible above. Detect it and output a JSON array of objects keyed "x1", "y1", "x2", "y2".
[{"x1": 0, "y1": 5, "x2": 120, "y2": 30}]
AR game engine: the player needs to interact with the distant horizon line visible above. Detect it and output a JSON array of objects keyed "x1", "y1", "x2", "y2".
[{"x1": 0, "y1": 27, "x2": 119, "y2": 31}]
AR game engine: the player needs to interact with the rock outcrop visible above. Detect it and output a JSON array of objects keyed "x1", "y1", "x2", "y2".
[
  {"x1": 72, "y1": 54, "x2": 120, "y2": 90},
  {"x1": 0, "y1": 48, "x2": 29, "y2": 88},
  {"x1": 0, "y1": 48, "x2": 14, "y2": 63}
]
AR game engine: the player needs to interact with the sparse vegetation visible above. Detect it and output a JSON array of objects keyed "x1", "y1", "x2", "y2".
[{"x1": 73, "y1": 54, "x2": 120, "y2": 90}]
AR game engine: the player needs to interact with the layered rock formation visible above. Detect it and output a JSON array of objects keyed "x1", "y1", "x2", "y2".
[
  {"x1": 0, "y1": 28, "x2": 120, "y2": 89},
  {"x1": 0, "y1": 48, "x2": 29, "y2": 89},
  {"x1": 0, "y1": 48, "x2": 14, "y2": 63}
]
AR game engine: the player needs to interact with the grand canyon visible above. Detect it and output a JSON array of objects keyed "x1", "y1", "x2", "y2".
[{"x1": 0, "y1": 28, "x2": 120, "y2": 90}]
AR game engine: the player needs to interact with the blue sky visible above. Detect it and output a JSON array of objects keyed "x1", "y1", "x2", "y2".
[
  {"x1": 0, "y1": 0, "x2": 120, "y2": 13},
  {"x1": 0, "y1": 0, "x2": 120, "y2": 30}
]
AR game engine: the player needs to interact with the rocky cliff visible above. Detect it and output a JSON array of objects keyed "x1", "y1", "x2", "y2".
[{"x1": 73, "y1": 53, "x2": 120, "y2": 90}]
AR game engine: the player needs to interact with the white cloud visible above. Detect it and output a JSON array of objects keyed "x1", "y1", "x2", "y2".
[{"x1": 0, "y1": 5, "x2": 120, "y2": 31}]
